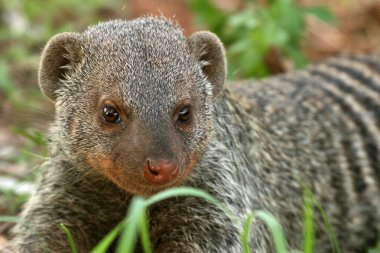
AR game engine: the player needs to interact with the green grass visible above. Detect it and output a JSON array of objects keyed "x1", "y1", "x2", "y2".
[
  {"x1": 1, "y1": 190, "x2": 30, "y2": 215},
  {"x1": 87, "y1": 186, "x2": 340, "y2": 253},
  {"x1": 60, "y1": 224, "x2": 78, "y2": 253},
  {"x1": 2, "y1": 186, "x2": 380, "y2": 252},
  {"x1": 302, "y1": 188, "x2": 315, "y2": 253},
  {"x1": 369, "y1": 238, "x2": 380, "y2": 253},
  {"x1": 251, "y1": 211, "x2": 289, "y2": 253},
  {"x1": 0, "y1": 216, "x2": 20, "y2": 223},
  {"x1": 91, "y1": 187, "x2": 224, "y2": 253}
]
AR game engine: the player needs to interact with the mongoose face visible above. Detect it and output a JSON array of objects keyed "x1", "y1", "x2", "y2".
[{"x1": 38, "y1": 18, "x2": 226, "y2": 195}]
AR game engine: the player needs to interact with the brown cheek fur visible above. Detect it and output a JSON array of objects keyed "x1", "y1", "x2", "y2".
[
  {"x1": 86, "y1": 155, "x2": 128, "y2": 190},
  {"x1": 181, "y1": 147, "x2": 204, "y2": 179},
  {"x1": 85, "y1": 154, "x2": 151, "y2": 196}
]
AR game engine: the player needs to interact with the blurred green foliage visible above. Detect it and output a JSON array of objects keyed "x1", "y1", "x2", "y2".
[
  {"x1": 1, "y1": 191, "x2": 29, "y2": 215},
  {"x1": 18, "y1": 0, "x2": 105, "y2": 30},
  {"x1": 0, "y1": 62, "x2": 15, "y2": 99},
  {"x1": 0, "y1": 0, "x2": 120, "y2": 195},
  {"x1": 191, "y1": 0, "x2": 336, "y2": 78},
  {"x1": 12, "y1": 127, "x2": 48, "y2": 161},
  {"x1": 0, "y1": 0, "x2": 118, "y2": 100}
]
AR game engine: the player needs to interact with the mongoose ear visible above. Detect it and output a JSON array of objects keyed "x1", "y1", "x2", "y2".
[
  {"x1": 39, "y1": 32, "x2": 83, "y2": 101},
  {"x1": 188, "y1": 31, "x2": 226, "y2": 96}
]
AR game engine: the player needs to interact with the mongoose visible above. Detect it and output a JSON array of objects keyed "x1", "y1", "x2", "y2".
[{"x1": 8, "y1": 17, "x2": 380, "y2": 252}]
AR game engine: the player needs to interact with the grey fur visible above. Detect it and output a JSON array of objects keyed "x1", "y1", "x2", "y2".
[{"x1": 6, "y1": 17, "x2": 380, "y2": 252}]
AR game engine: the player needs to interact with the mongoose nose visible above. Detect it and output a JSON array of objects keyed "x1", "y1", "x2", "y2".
[{"x1": 144, "y1": 158, "x2": 179, "y2": 185}]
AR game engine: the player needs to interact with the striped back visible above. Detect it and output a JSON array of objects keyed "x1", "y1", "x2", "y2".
[{"x1": 229, "y1": 53, "x2": 380, "y2": 251}]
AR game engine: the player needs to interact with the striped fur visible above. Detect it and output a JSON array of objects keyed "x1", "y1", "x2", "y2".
[{"x1": 229, "y1": 54, "x2": 380, "y2": 251}]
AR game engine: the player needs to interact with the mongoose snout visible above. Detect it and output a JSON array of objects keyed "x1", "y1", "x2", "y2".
[{"x1": 144, "y1": 158, "x2": 179, "y2": 185}]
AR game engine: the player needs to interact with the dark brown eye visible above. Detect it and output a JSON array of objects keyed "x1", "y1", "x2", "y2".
[
  {"x1": 103, "y1": 106, "x2": 121, "y2": 123},
  {"x1": 178, "y1": 106, "x2": 191, "y2": 124}
]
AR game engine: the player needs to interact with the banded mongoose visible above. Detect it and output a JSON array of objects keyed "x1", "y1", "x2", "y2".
[{"x1": 9, "y1": 17, "x2": 380, "y2": 252}]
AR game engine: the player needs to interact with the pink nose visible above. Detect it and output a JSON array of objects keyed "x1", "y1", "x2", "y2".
[{"x1": 144, "y1": 158, "x2": 179, "y2": 185}]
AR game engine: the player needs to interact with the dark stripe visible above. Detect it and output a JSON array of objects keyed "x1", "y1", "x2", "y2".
[
  {"x1": 299, "y1": 71, "x2": 379, "y2": 248},
  {"x1": 318, "y1": 109, "x2": 350, "y2": 226},
  {"x1": 326, "y1": 60, "x2": 380, "y2": 93},
  {"x1": 347, "y1": 55, "x2": 380, "y2": 77},
  {"x1": 282, "y1": 75, "x2": 354, "y2": 241},
  {"x1": 310, "y1": 68, "x2": 380, "y2": 126},
  {"x1": 308, "y1": 69, "x2": 380, "y2": 191},
  {"x1": 288, "y1": 71, "x2": 376, "y2": 194}
]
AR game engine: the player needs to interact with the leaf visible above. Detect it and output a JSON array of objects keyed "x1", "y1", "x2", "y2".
[
  {"x1": 229, "y1": 11, "x2": 259, "y2": 30},
  {"x1": 284, "y1": 45, "x2": 309, "y2": 68},
  {"x1": 303, "y1": 6, "x2": 336, "y2": 24},
  {"x1": 189, "y1": 0, "x2": 227, "y2": 33}
]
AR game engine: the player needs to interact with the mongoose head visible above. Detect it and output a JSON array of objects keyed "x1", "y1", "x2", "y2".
[{"x1": 39, "y1": 17, "x2": 226, "y2": 195}]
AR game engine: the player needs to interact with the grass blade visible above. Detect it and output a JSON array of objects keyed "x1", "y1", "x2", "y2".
[
  {"x1": 59, "y1": 223, "x2": 78, "y2": 253},
  {"x1": 116, "y1": 197, "x2": 146, "y2": 253},
  {"x1": 139, "y1": 210, "x2": 152, "y2": 253},
  {"x1": 253, "y1": 211, "x2": 289, "y2": 253},
  {"x1": 92, "y1": 187, "x2": 225, "y2": 253},
  {"x1": 241, "y1": 213, "x2": 253, "y2": 253},
  {"x1": 315, "y1": 201, "x2": 341, "y2": 253},
  {"x1": 0, "y1": 216, "x2": 20, "y2": 223},
  {"x1": 302, "y1": 188, "x2": 314, "y2": 253},
  {"x1": 368, "y1": 237, "x2": 380, "y2": 253},
  {"x1": 145, "y1": 187, "x2": 223, "y2": 209},
  {"x1": 90, "y1": 222, "x2": 124, "y2": 253}
]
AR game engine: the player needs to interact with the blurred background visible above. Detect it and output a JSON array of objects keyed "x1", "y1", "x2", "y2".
[{"x1": 1, "y1": 0, "x2": 380, "y2": 246}]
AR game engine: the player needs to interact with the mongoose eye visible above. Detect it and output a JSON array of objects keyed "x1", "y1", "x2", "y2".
[
  {"x1": 178, "y1": 106, "x2": 192, "y2": 124},
  {"x1": 103, "y1": 106, "x2": 121, "y2": 124}
]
